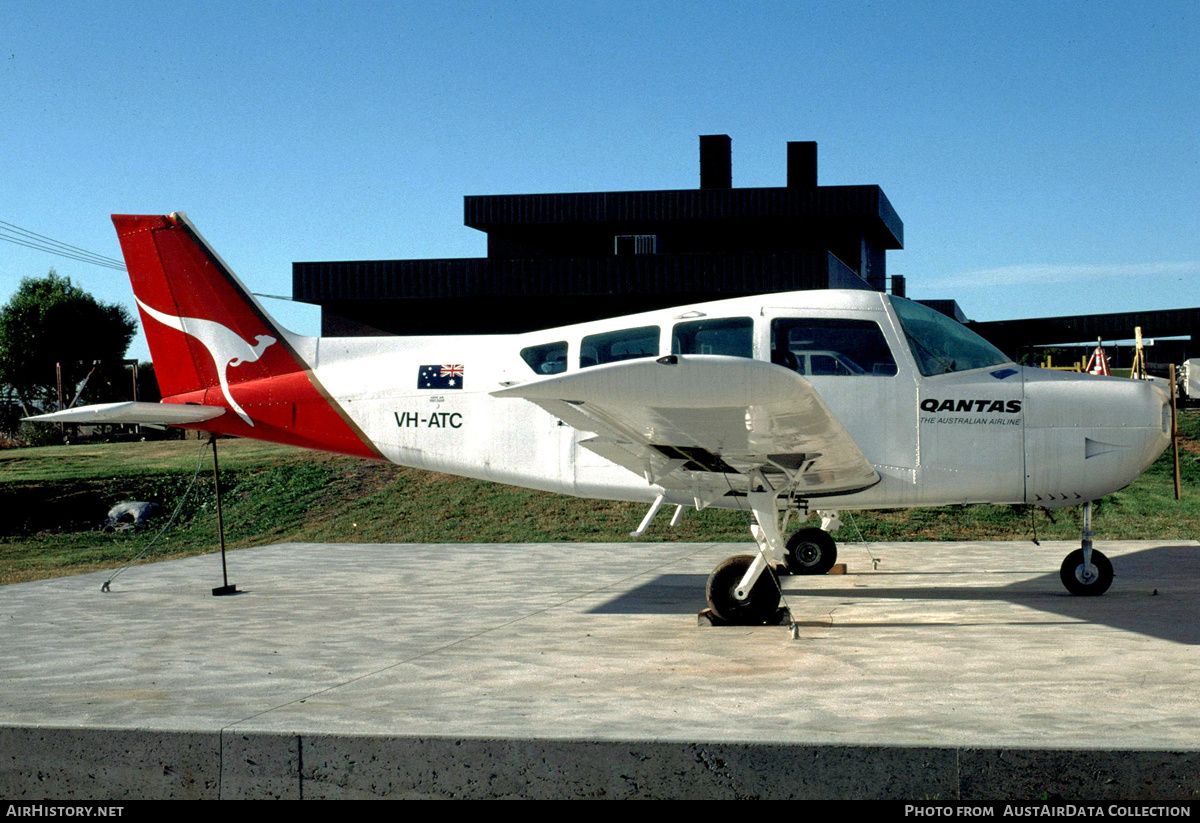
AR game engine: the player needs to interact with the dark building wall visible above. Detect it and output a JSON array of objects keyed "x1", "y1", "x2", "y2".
[
  {"x1": 467, "y1": 186, "x2": 902, "y2": 261},
  {"x1": 299, "y1": 251, "x2": 867, "y2": 336},
  {"x1": 970, "y1": 307, "x2": 1200, "y2": 359},
  {"x1": 1022, "y1": 340, "x2": 1194, "y2": 372},
  {"x1": 293, "y1": 136, "x2": 905, "y2": 337}
]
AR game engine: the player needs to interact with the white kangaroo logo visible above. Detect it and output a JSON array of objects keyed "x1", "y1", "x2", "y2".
[{"x1": 136, "y1": 297, "x2": 277, "y2": 426}]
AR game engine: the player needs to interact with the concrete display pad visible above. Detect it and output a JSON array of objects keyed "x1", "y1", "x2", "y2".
[{"x1": 2, "y1": 540, "x2": 1198, "y2": 799}]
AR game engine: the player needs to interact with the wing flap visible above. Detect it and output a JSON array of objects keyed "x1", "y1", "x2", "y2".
[{"x1": 494, "y1": 355, "x2": 878, "y2": 496}]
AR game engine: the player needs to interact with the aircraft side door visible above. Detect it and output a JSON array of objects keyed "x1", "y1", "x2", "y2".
[{"x1": 765, "y1": 310, "x2": 920, "y2": 502}]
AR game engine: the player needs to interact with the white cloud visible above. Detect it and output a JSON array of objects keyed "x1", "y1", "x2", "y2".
[{"x1": 926, "y1": 261, "x2": 1200, "y2": 289}]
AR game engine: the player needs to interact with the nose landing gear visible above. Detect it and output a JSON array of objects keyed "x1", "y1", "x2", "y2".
[
  {"x1": 783, "y1": 527, "x2": 838, "y2": 576},
  {"x1": 1059, "y1": 500, "x2": 1114, "y2": 596}
]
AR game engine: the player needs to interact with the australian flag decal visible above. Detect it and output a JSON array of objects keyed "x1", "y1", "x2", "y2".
[{"x1": 418, "y1": 364, "x2": 465, "y2": 390}]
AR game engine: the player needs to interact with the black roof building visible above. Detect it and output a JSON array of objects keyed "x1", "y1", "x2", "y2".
[
  {"x1": 970, "y1": 307, "x2": 1200, "y2": 367},
  {"x1": 293, "y1": 135, "x2": 905, "y2": 336},
  {"x1": 291, "y1": 135, "x2": 1197, "y2": 366}
]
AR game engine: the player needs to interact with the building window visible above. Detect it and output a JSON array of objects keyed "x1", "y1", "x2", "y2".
[{"x1": 614, "y1": 235, "x2": 658, "y2": 255}]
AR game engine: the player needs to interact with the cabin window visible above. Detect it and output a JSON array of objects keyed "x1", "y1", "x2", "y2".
[
  {"x1": 672, "y1": 317, "x2": 753, "y2": 358},
  {"x1": 580, "y1": 326, "x2": 659, "y2": 368},
  {"x1": 890, "y1": 297, "x2": 1011, "y2": 376},
  {"x1": 770, "y1": 318, "x2": 897, "y2": 376},
  {"x1": 521, "y1": 341, "x2": 568, "y2": 375}
]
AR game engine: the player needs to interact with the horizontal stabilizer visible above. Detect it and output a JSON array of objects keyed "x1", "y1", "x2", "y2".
[{"x1": 24, "y1": 402, "x2": 226, "y2": 426}]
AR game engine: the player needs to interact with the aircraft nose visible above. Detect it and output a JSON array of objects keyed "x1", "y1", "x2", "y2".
[
  {"x1": 1101, "y1": 379, "x2": 1172, "y2": 473},
  {"x1": 1024, "y1": 371, "x2": 1171, "y2": 505}
]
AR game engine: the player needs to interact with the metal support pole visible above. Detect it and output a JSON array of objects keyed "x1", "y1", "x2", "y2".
[
  {"x1": 1171, "y1": 363, "x2": 1182, "y2": 501},
  {"x1": 209, "y1": 434, "x2": 237, "y2": 596},
  {"x1": 130, "y1": 360, "x2": 140, "y2": 438},
  {"x1": 55, "y1": 362, "x2": 64, "y2": 440}
]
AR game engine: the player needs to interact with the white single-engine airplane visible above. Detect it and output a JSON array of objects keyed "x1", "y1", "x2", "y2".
[{"x1": 31, "y1": 214, "x2": 1173, "y2": 624}]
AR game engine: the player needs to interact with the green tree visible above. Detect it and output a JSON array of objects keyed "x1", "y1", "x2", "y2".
[{"x1": 0, "y1": 270, "x2": 137, "y2": 416}]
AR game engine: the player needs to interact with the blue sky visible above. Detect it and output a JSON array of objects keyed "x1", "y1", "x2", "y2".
[{"x1": 3, "y1": 1, "x2": 1197, "y2": 361}]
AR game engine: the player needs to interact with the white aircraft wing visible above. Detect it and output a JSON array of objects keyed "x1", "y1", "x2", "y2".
[
  {"x1": 493, "y1": 355, "x2": 879, "y2": 498},
  {"x1": 24, "y1": 401, "x2": 226, "y2": 426}
]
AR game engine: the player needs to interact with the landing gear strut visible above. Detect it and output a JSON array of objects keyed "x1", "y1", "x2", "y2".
[
  {"x1": 1059, "y1": 500, "x2": 1113, "y2": 596},
  {"x1": 706, "y1": 554, "x2": 783, "y2": 625},
  {"x1": 704, "y1": 470, "x2": 788, "y2": 625}
]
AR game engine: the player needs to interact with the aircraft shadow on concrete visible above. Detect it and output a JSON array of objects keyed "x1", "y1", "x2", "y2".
[{"x1": 588, "y1": 544, "x2": 1200, "y2": 645}]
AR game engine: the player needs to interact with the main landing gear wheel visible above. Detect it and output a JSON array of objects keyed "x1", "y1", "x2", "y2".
[
  {"x1": 784, "y1": 527, "x2": 838, "y2": 575},
  {"x1": 1059, "y1": 548, "x2": 1113, "y2": 596},
  {"x1": 706, "y1": 554, "x2": 782, "y2": 625}
]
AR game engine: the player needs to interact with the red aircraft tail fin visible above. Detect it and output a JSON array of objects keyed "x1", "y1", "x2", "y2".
[
  {"x1": 112, "y1": 213, "x2": 290, "y2": 398},
  {"x1": 111, "y1": 213, "x2": 379, "y2": 458}
]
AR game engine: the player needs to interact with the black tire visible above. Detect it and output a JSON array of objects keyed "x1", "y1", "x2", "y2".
[
  {"x1": 706, "y1": 554, "x2": 781, "y2": 625},
  {"x1": 1059, "y1": 548, "x2": 1114, "y2": 596},
  {"x1": 784, "y1": 527, "x2": 837, "y2": 575}
]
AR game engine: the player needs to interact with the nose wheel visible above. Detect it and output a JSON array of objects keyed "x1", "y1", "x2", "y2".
[
  {"x1": 1060, "y1": 548, "x2": 1113, "y2": 596},
  {"x1": 1059, "y1": 500, "x2": 1114, "y2": 596},
  {"x1": 783, "y1": 527, "x2": 838, "y2": 575}
]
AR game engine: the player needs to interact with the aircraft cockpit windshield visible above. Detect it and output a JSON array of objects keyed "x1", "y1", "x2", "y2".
[{"x1": 890, "y1": 296, "x2": 1012, "y2": 376}]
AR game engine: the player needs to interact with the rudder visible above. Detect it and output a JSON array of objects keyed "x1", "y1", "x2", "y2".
[
  {"x1": 112, "y1": 213, "x2": 293, "y2": 401},
  {"x1": 112, "y1": 213, "x2": 380, "y2": 458}
]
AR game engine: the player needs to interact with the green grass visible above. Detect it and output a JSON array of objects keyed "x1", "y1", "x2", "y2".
[
  {"x1": 2, "y1": 411, "x2": 1198, "y2": 584},
  {"x1": 0, "y1": 437, "x2": 316, "y2": 481}
]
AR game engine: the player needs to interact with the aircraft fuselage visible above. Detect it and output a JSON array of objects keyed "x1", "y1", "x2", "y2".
[{"x1": 257, "y1": 290, "x2": 1170, "y2": 513}]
